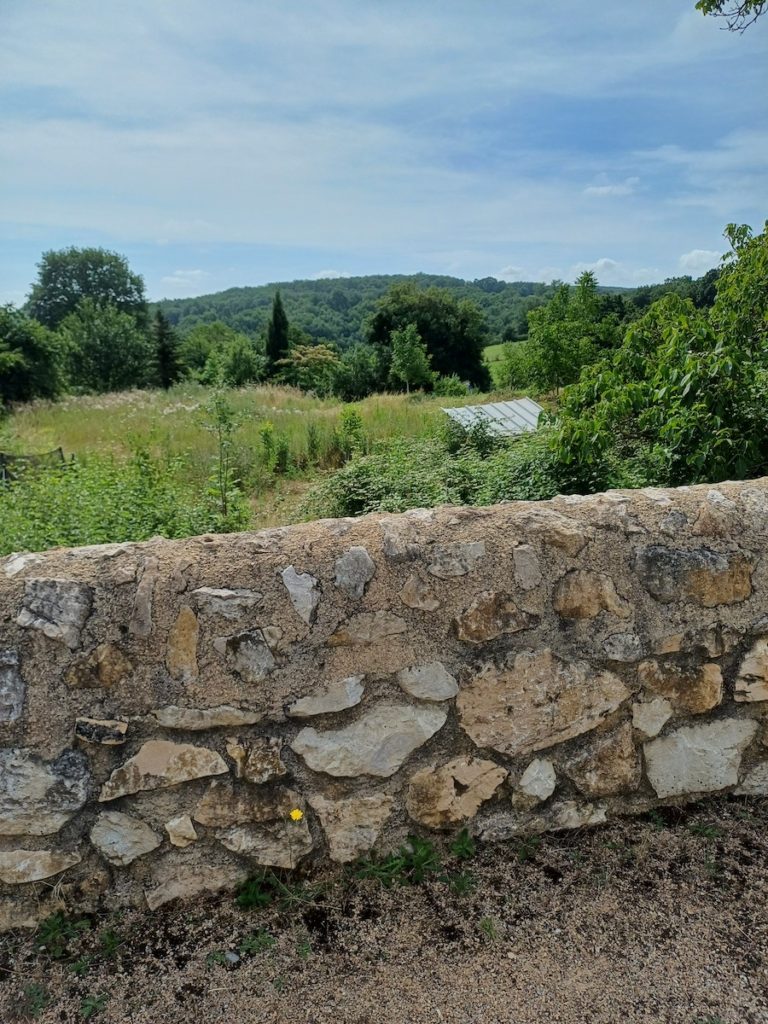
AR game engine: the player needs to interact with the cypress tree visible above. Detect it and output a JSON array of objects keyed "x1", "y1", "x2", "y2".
[
  {"x1": 153, "y1": 309, "x2": 182, "y2": 389},
  {"x1": 266, "y1": 290, "x2": 290, "y2": 374}
]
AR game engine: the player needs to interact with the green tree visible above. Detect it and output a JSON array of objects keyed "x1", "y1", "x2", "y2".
[
  {"x1": 26, "y1": 247, "x2": 147, "y2": 330},
  {"x1": 333, "y1": 344, "x2": 379, "y2": 401},
  {"x1": 266, "y1": 290, "x2": 290, "y2": 373},
  {"x1": 366, "y1": 283, "x2": 490, "y2": 390},
  {"x1": 152, "y1": 310, "x2": 182, "y2": 390},
  {"x1": 555, "y1": 221, "x2": 768, "y2": 487},
  {"x1": 275, "y1": 343, "x2": 341, "y2": 395},
  {"x1": 388, "y1": 322, "x2": 432, "y2": 392},
  {"x1": 213, "y1": 335, "x2": 267, "y2": 387},
  {"x1": 0, "y1": 305, "x2": 65, "y2": 406},
  {"x1": 696, "y1": 0, "x2": 765, "y2": 30},
  {"x1": 60, "y1": 299, "x2": 154, "y2": 393}
]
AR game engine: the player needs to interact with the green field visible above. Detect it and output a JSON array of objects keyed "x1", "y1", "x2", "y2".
[{"x1": 483, "y1": 342, "x2": 506, "y2": 387}]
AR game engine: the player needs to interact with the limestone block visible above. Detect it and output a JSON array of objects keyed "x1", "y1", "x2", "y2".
[
  {"x1": 327, "y1": 611, "x2": 406, "y2": 647},
  {"x1": 165, "y1": 814, "x2": 198, "y2": 847},
  {"x1": 65, "y1": 643, "x2": 133, "y2": 688},
  {"x1": 0, "y1": 649, "x2": 24, "y2": 723},
  {"x1": 308, "y1": 794, "x2": 394, "y2": 863},
  {"x1": 399, "y1": 575, "x2": 440, "y2": 611},
  {"x1": 735, "y1": 638, "x2": 768, "y2": 702},
  {"x1": 637, "y1": 660, "x2": 723, "y2": 714},
  {"x1": 397, "y1": 662, "x2": 458, "y2": 701},
  {"x1": 453, "y1": 592, "x2": 538, "y2": 643},
  {"x1": 166, "y1": 606, "x2": 199, "y2": 682},
  {"x1": 735, "y1": 762, "x2": 768, "y2": 795},
  {"x1": 515, "y1": 758, "x2": 557, "y2": 807},
  {"x1": 280, "y1": 566, "x2": 320, "y2": 625},
  {"x1": 287, "y1": 676, "x2": 365, "y2": 718},
  {"x1": 193, "y1": 781, "x2": 297, "y2": 828},
  {"x1": 214, "y1": 629, "x2": 276, "y2": 682},
  {"x1": 603, "y1": 633, "x2": 644, "y2": 663},
  {"x1": 513, "y1": 508, "x2": 589, "y2": 556},
  {"x1": 0, "y1": 749, "x2": 90, "y2": 836},
  {"x1": 406, "y1": 756, "x2": 507, "y2": 828},
  {"x1": 16, "y1": 578, "x2": 93, "y2": 649},
  {"x1": 631, "y1": 697, "x2": 672, "y2": 739},
  {"x1": 0, "y1": 849, "x2": 81, "y2": 884},
  {"x1": 291, "y1": 702, "x2": 447, "y2": 777},
  {"x1": 129, "y1": 557, "x2": 158, "y2": 637},
  {"x1": 553, "y1": 571, "x2": 630, "y2": 621},
  {"x1": 151, "y1": 705, "x2": 263, "y2": 730},
  {"x1": 192, "y1": 587, "x2": 262, "y2": 620},
  {"x1": 562, "y1": 723, "x2": 641, "y2": 797},
  {"x1": 513, "y1": 544, "x2": 542, "y2": 590},
  {"x1": 99, "y1": 740, "x2": 228, "y2": 801},
  {"x1": 644, "y1": 718, "x2": 758, "y2": 798},
  {"x1": 458, "y1": 649, "x2": 630, "y2": 757},
  {"x1": 144, "y1": 853, "x2": 248, "y2": 910},
  {"x1": 217, "y1": 819, "x2": 313, "y2": 869},
  {"x1": 335, "y1": 547, "x2": 376, "y2": 598},
  {"x1": 632, "y1": 545, "x2": 752, "y2": 606},
  {"x1": 90, "y1": 811, "x2": 161, "y2": 866},
  {"x1": 225, "y1": 737, "x2": 286, "y2": 784},
  {"x1": 427, "y1": 541, "x2": 485, "y2": 579}
]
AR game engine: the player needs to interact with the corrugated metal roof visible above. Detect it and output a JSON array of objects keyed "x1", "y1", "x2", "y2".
[{"x1": 441, "y1": 398, "x2": 544, "y2": 437}]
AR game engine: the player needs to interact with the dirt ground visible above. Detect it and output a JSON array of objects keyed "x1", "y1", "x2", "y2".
[{"x1": 2, "y1": 797, "x2": 767, "y2": 1024}]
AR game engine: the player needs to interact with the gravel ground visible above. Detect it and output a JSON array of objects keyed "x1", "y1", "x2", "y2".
[{"x1": 2, "y1": 797, "x2": 767, "y2": 1024}]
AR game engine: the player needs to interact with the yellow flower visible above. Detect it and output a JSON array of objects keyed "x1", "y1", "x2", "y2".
[{"x1": 289, "y1": 808, "x2": 304, "y2": 822}]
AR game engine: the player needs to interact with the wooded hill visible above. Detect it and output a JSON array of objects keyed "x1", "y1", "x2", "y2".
[{"x1": 155, "y1": 270, "x2": 717, "y2": 348}]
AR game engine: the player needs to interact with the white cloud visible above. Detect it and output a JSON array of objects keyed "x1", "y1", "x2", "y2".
[
  {"x1": 568, "y1": 258, "x2": 662, "y2": 286},
  {"x1": 678, "y1": 249, "x2": 720, "y2": 273},
  {"x1": 584, "y1": 176, "x2": 640, "y2": 198},
  {"x1": 496, "y1": 265, "x2": 525, "y2": 281},
  {"x1": 159, "y1": 269, "x2": 211, "y2": 294}
]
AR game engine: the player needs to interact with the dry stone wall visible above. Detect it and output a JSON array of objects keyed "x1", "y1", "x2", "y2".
[{"x1": 1, "y1": 479, "x2": 768, "y2": 930}]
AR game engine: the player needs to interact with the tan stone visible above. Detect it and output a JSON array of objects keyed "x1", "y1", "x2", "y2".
[
  {"x1": 217, "y1": 819, "x2": 313, "y2": 868},
  {"x1": 633, "y1": 545, "x2": 752, "y2": 607},
  {"x1": 144, "y1": 853, "x2": 248, "y2": 910},
  {"x1": 735, "y1": 638, "x2": 768, "y2": 702},
  {"x1": 0, "y1": 749, "x2": 90, "y2": 836},
  {"x1": 553, "y1": 571, "x2": 630, "y2": 621},
  {"x1": 406, "y1": 757, "x2": 507, "y2": 828},
  {"x1": 193, "y1": 780, "x2": 296, "y2": 828},
  {"x1": 399, "y1": 575, "x2": 440, "y2": 611},
  {"x1": 327, "y1": 611, "x2": 406, "y2": 647},
  {"x1": 130, "y1": 557, "x2": 158, "y2": 637},
  {"x1": 308, "y1": 794, "x2": 394, "y2": 863},
  {"x1": 99, "y1": 741, "x2": 228, "y2": 801},
  {"x1": 457, "y1": 649, "x2": 630, "y2": 757},
  {"x1": 562, "y1": 724, "x2": 641, "y2": 797},
  {"x1": 0, "y1": 849, "x2": 81, "y2": 884},
  {"x1": 396, "y1": 662, "x2": 458, "y2": 701},
  {"x1": 453, "y1": 592, "x2": 538, "y2": 643},
  {"x1": 90, "y1": 811, "x2": 161, "y2": 866},
  {"x1": 225, "y1": 737, "x2": 286, "y2": 784},
  {"x1": 638, "y1": 660, "x2": 723, "y2": 714},
  {"x1": 165, "y1": 814, "x2": 198, "y2": 847},
  {"x1": 513, "y1": 508, "x2": 589, "y2": 556},
  {"x1": 151, "y1": 705, "x2": 263, "y2": 730},
  {"x1": 192, "y1": 587, "x2": 262, "y2": 620},
  {"x1": 166, "y1": 606, "x2": 199, "y2": 682},
  {"x1": 65, "y1": 643, "x2": 133, "y2": 688},
  {"x1": 653, "y1": 634, "x2": 684, "y2": 655}
]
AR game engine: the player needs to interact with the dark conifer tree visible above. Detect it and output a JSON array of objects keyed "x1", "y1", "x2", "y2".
[
  {"x1": 153, "y1": 309, "x2": 182, "y2": 389},
  {"x1": 266, "y1": 290, "x2": 290, "y2": 375}
]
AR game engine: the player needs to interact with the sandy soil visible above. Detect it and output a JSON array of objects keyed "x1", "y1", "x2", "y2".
[{"x1": 2, "y1": 797, "x2": 767, "y2": 1024}]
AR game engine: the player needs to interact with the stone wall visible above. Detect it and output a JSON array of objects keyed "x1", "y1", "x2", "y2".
[{"x1": 1, "y1": 479, "x2": 768, "y2": 930}]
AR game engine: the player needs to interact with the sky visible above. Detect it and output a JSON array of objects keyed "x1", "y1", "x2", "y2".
[{"x1": 1, "y1": 1, "x2": 766, "y2": 304}]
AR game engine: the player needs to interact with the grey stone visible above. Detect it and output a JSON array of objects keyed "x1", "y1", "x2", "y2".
[
  {"x1": 327, "y1": 611, "x2": 407, "y2": 647},
  {"x1": 512, "y1": 544, "x2": 542, "y2": 590},
  {"x1": 2, "y1": 552, "x2": 43, "y2": 578},
  {"x1": 735, "y1": 638, "x2": 768, "y2": 702},
  {"x1": 291, "y1": 702, "x2": 448, "y2": 777},
  {"x1": 129, "y1": 557, "x2": 158, "y2": 637},
  {"x1": 144, "y1": 853, "x2": 248, "y2": 911},
  {"x1": 631, "y1": 697, "x2": 672, "y2": 739},
  {"x1": 516, "y1": 758, "x2": 557, "y2": 804},
  {"x1": 644, "y1": 719, "x2": 758, "y2": 798},
  {"x1": 217, "y1": 819, "x2": 314, "y2": 869},
  {"x1": 192, "y1": 587, "x2": 262, "y2": 619},
  {"x1": 0, "y1": 650, "x2": 24, "y2": 724},
  {"x1": 632, "y1": 545, "x2": 752, "y2": 606},
  {"x1": 280, "y1": 566, "x2": 320, "y2": 625},
  {"x1": 335, "y1": 547, "x2": 376, "y2": 599},
  {"x1": 380, "y1": 519, "x2": 420, "y2": 562},
  {"x1": 603, "y1": 633, "x2": 644, "y2": 663},
  {"x1": 16, "y1": 578, "x2": 93, "y2": 649},
  {"x1": 90, "y1": 811, "x2": 162, "y2": 866},
  {"x1": 287, "y1": 675, "x2": 365, "y2": 718},
  {"x1": 735, "y1": 762, "x2": 768, "y2": 796},
  {"x1": 427, "y1": 541, "x2": 485, "y2": 579},
  {"x1": 396, "y1": 662, "x2": 458, "y2": 701},
  {"x1": 0, "y1": 749, "x2": 90, "y2": 836},
  {"x1": 214, "y1": 629, "x2": 276, "y2": 682}
]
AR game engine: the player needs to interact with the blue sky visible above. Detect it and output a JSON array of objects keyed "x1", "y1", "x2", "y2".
[{"x1": 1, "y1": 1, "x2": 766, "y2": 304}]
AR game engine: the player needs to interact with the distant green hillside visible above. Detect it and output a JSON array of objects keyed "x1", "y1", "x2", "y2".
[{"x1": 155, "y1": 269, "x2": 718, "y2": 350}]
